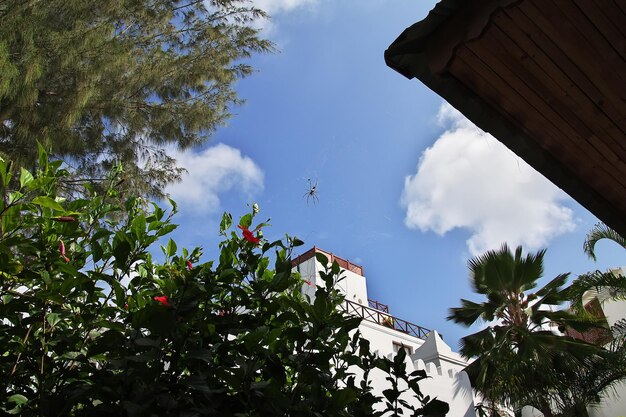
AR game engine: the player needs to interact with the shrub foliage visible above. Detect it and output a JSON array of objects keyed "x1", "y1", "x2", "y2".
[{"x1": 0, "y1": 149, "x2": 448, "y2": 417}]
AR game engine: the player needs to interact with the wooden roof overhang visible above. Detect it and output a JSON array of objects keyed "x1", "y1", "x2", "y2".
[{"x1": 385, "y1": 0, "x2": 626, "y2": 237}]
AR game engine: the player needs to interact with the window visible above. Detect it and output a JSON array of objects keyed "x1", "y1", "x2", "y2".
[{"x1": 392, "y1": 341, "x2": 413, "y2": 356}]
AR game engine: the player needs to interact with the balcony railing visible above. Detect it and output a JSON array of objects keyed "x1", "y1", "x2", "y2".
[
  {"x1": 292, "y1": 247, "x2": 364, "y2": 276},
  {"x1": 342, "y1": 299, "x2": 431, "y2": 340},
  {"x1": 367, "y1": 299, "x2": 389, "y2": 313}
]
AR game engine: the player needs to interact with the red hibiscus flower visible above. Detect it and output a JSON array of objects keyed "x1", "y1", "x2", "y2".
[
  {"x1": 187, "y1": 260, "x2": 193, "y2": 270},
  {"x1": 153, "y1": 295, "x2": 171, "y2": 307},
  {"x1": 237, "y1": 225, "x2": 261, "y2": 244},
  {"x1": 59, "y1": 240, "x2": 70, "y2": 262}
]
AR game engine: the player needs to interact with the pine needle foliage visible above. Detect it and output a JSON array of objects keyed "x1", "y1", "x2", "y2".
[{"x1": 0, "y1": 0, "x2": 273, "y2": 197}]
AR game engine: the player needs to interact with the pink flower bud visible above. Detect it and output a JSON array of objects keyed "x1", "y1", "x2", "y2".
[
  {"x1": 59, "y1": 240, "x2": 70, "y2": 262},
  {"x1": 54, "y1": 216, "x2": 77, "y2": 222}
]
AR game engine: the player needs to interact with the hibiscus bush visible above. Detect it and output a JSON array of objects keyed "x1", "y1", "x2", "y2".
[{"x1": 0, "y1": 148, "x2": 447, "y2": 416}]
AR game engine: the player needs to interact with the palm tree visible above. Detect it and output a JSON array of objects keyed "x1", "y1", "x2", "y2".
[{"x1": 448, "y1": 244, "x2": 601, "y2": 416}]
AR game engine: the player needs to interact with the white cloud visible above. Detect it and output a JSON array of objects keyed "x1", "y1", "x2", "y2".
[
  {"x1": 401, "y1": 103, "x2": 575, "y2": 256},
  {"x1": 249, "y1": 0, "x2": 319, "y2": 35},
  {"x1": 166, "y1": 143, "x2": 263, "y2": 212},
  {"x1": 252, "y1": 0, "x2": 318, "y2": 14}
]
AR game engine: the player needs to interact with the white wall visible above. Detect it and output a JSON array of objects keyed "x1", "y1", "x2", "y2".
[
  {"x1": 360, "y1": 321, "x2": 425, "y2": 358},
  {"x1": 293, "y1": 254, "x2": 368, "y2": 305},
  {"x1": 353, "y1": 322, "x2": 475, "y2": 417}
]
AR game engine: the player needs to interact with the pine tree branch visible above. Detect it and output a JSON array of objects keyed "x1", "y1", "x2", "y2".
[{"x1": 172, "y1": 0, "x2": 205, "y2": 12}]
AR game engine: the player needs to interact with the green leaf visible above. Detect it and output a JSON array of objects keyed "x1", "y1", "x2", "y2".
[
  {"x1": 155, "y1": 223, "x2": 178, "y2": 237},
  {"x1": 32, "y1": 196, "x2": 64, "y2": 211},
  {"x1": 46, "y1": 312, "x2": 62, "y2": 327},
  {"x1": 60, "y1": 351, "x2": 82, "y2": 360},
  {"x1": 167, "y1": 197, "x2": 178, "y2": 214},
  {"x1": 243, "y1": 326, "x2": 268, "y2": 350},
  {"x1": 314, "y1": 291, "x2": 329, "y2": 315},
  {"x1": 112, "y1": 238, "x2": 131, "y2": 269},
  {"x1": 332, "y1": 388, "x2": 358, "y2": 407},
  {"x1": 89, "y1": 330, "x2": 125, "y2": 356},
  {"x1": 110, "y1": 278, "x2": 126, "y2": 306},
  {"x1": 150, "y1": 203, "x2": 164, "y2": 222},
  {"x1": 8, "y1": 191, "x2": 23, "y2": 205},
  {"x1": 37, "y1": 141, "x2": 48, "y2": 171},
  {"x1": 394, "y1": 344, "x2": 407, "y2": 365},
  {"x1": 166, "y1": 238, "x2": 177, "y2": 258},
  {"x1": 239, "y1": 213, "x2": 252, "y2": 228},
  {"x1": 220, "y1": 212, "x2": 232, "y2": 233},
  {"x1": 1, "y1": 206, "x2": 20, "y2": 234},
  {"x1": 419, "y1": 398, "x2": 449, "y2": 416},
  {"x1": 131, "y1": 214, "x2": 147, "y2": 239},
  {"x1": 315, "y1": 252, "x2": 329, "y2": 266},
  {"x1": 383, "y1": 388, "x2": 399, "y2": 403},
  {"x1": 270, "y1": 272, "x2": 292, "y2": 292},
  {"x1": 91, "y1": 239, "x2": 103, "y2": 263},
  {"x1": 409, "y1": 369, "x2": 427, "y2": 379},
  {"x1": 19, "y1": 168, "x2": 34, "y2": 188},
  {"x1": 132, "y1": 305, "x2": 176, "y2": 336},
  {"x1": 8, "y1": 394, "x2": 28, "y2": 406},
  {"x1": 135, "y1": 337, "x2": 160, "y2": 347},
  {"x1": 0, "y1": 157, "x2": 10, "y2": 189}
]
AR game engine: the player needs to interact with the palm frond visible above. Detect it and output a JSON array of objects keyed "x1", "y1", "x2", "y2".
[
  {"x1": 568, "y1": 270, "x2": 626, "y2": 314},
  {"x1": 468, "y1": 246, "x2": 508, "y2": 294},
  {"x1": 536, "y1": 309, "x2": 605, "y2": 333},
  {"x1": 458, "y1": 326, "x2": 496, "y2": 358},
  {"x1": 532, "y1": 273, "x2": 570, "y2": 307},
  {"x1": 468, "y1": 244, "x2": 544, "y2": 295},
  {"x1": 514, "y1": 247, "x2": 545, "y2": 292},
  {"x1": 447, "y1": 299, "x2": 489, "y2": 327},
  {"x1": 583, "y1": 222, "x2": 625, "y2": 261},
  {"x1": 611, "y1": 318, "x2": 626, "y2": 339}
]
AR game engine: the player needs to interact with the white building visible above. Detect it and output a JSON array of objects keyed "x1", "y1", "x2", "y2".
[{"x1": 292, "y1": 247, "x2": 477, "y2": 417}]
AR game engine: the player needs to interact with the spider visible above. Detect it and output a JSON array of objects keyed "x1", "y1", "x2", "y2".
[{"x1": 303, "y1": 178, "x2": 319, "y2": 205}]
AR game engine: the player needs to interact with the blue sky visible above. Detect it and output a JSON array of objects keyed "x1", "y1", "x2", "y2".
[{"x1": 164, "y1": 0, "x2": 625, "y2": 348}]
